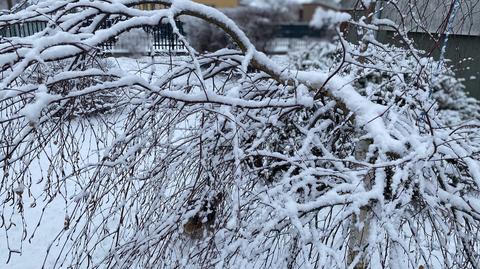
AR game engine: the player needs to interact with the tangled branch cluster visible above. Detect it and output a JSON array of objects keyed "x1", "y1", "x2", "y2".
[{"x1": 0, "y1": 0, "x2": 479, "y2": 268}]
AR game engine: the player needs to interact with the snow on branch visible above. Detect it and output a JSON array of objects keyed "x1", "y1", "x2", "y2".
[{"x1": 1, "y1": 0, "x2": 480, "y2": 268}]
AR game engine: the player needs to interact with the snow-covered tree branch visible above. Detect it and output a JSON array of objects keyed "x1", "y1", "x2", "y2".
[{"x1": 1, "y1": 0, "x2": 479, "y2": 268}]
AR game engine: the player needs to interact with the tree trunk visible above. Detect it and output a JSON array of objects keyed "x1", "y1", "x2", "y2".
[
  {"x1": 347, "y1": 138, "x2": 373, "y2": 268},
  {"x1": 348, "y1": 4, "x2": 378, "y2": 266},
  {"x1": 6, "y1": 0, "x2": 13, "y2": 9},
  {"x1": 358, "y1": 1, "x2": 380, "y2": 63}
]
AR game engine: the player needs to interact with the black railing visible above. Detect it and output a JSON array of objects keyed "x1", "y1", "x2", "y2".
[
  {"x1": 0, "y1": 19, "x2": 185, "y2": 53},
  {"x1": 1, "y1": 21, "x2": 328, "y2": 54},
  {"x1": 147, "y1": 22, "x2": 185, "y2": 51},
  {"x1": 98, "y1": 19, "x2": 116, "y2": 52},
  {"x1": 0, "y1": 21, "x2": 48, "y2": 37}
]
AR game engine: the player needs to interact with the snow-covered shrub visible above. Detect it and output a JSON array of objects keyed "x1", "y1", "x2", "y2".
[
  {"x1": 19, "y1": 58, "x2": 120, "y2": 119},
  {"x1": 1, "y1": 1, "x2": 480, "y2": 269},
  {"x1": 116, "y1": 28, "x2": 151, "y2": 56},
  {"x1": 431, "y1": 68, "x2": 480, "y2": 121},
  {"x1": 183, "y1": 16, "x2": 231, "y2": 52},
  {"x1": 292, "y1": 40, "x2": 480, "y2": 122},
  {"x1": 184, "y1": 6, "x2": 293, "y2": 52},
  {"x1": 289, "y1": 41, "x2": 339, "y2": 70}
]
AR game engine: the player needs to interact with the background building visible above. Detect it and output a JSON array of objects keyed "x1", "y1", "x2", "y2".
[
  {"x1": 375, "y1": 0, "x2": 480, "y2": 98},
  {"x1": 0, "y1": 0, "x2": 17, "y2": 10},
  {"x1": 196, "y1": 0, "x2": 240, "y2": 8},
  {"x1": 137, "y1": 0, "x2": 240, "y2": 10}
]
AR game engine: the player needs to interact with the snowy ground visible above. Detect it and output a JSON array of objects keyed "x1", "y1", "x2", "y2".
[
  {"x1": 0, "y1": 56, "x2": 189, "y2": 269},
  {"x1": 1, "y1": 54, "x2": 289, "y2": 268},
  {"x1": 0, "y1": 124, "x2": 104, "y2": 268}
]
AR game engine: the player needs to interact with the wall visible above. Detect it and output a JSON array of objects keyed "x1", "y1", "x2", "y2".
[
  {"x1": 340, "y1": 0, "x2": 480, "y2": 99},
  {"x1": 195, "y1": 0, "x2": 239, "y2": 8}
]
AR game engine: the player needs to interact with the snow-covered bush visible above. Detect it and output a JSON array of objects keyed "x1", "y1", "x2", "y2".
[
  {"x1": 292, "y1": 38, "x2": 480, "y2": 122},
  {"x1": 289, "y1": 41, "x2": 339, "y2": 70},
  {"x1": 19, "y1": 58, "x2": 120, "y2": 119},
  {"x1": 1, "y1": 1, "x2": 480, "y2": 268},
  {"x1": 184, "y1": 6, "x2": 293, "y2": 52},
  {"x1": 117, "y1": 28, "x2": 151, "y2": 56}
]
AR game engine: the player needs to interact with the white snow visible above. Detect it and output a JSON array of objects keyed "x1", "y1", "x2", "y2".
[
  {"x1": 18, "y1": 85, "x2": 58, "y2": 123},
  {"x1": 310, "y1": 7, "x2": 351, "y2": 29}
]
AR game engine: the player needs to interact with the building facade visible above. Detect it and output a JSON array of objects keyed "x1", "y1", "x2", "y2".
[
  {"x1": 195, "y1": 0, "x2": 239, "y2": 8},
  {"x1": 138, "y1": 0, "x2": 239, "y2": 10}
]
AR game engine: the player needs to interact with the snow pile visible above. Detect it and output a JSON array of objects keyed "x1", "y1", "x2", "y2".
[
  {"x1": 310, "y1": 7, "x2": 351, "y2": 29},
  {"x1": 18, "y1": 84, "x2": 57, "y2": 123},
  {"x1": 116, "y1": 28, "x2": 151, "y2": 56}
]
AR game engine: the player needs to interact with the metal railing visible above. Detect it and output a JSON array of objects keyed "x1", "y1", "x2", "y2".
[
  {"x1": 0, "y1": 21, "x2": 48, "y2": 37},
  {"x1": 0, "y1": 19, "x2": 186, "y2": 54},
  {"x1": 1, "y1": 21, "x2": 331, "y2": 55}
]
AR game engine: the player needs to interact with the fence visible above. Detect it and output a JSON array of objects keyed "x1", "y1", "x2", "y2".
[
  {"x1": 0, "y1": 20, "x2": 186, "y2": 54},
  {"x1": 100, "y1": 20, "x2": 186, "y2": 53},
  {"x1": 149, "y1": 23, "x2": 185, "y2": 51},
  {"x1": 1, "y1": 21, "x2": 330, "y2": 55},
  {"x1": 0, "y1": 21, "x2": 47, "y2": 37}
]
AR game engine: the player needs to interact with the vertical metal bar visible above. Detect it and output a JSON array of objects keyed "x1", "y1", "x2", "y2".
[
  {"x1": 162, "y1": 24, "x2": 165, "y2": 50},
  {"x1": 156, "y1": 26, "x2": 160, "y2": 50},
  {"x1": 161, "y1": 24, "x2": 165, "y2": 50}
]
